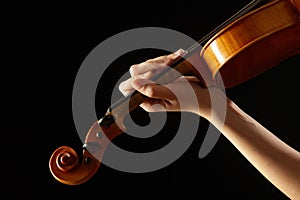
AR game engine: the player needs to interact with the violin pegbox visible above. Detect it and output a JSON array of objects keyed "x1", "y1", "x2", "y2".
[{"x1": 49, "y1": 113, "x2": 124, "y2": 185}]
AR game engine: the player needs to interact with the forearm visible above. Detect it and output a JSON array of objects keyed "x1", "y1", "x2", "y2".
[{"x1": 210, "y1": 100, "x2": 300, "y2": 199}]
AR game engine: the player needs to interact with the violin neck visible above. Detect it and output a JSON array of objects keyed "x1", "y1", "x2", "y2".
[
  {"x1": 99, "y1": 0, "x2": 273, "y2": 126},
  {"x1": 105, "y1": 55, "x2": 198, "y2": 121}
]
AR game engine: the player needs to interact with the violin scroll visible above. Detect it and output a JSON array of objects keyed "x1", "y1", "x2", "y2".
[
  {"x1": 49, "y1": 145, "x2": 100, "y2": 185},
  {"x1": 49, "y1": 0, "x2": 300, "y2": 185},
  {"x1": 49, "y1": 113, "x2": 125, "y2": 185}
]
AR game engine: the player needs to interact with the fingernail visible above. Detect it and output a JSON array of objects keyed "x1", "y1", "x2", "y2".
[{"x1": 174, "y1": 49, "x2": 186, "y2": 56}]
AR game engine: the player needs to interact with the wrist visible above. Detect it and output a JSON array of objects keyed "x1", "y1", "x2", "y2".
[{"x1": 193, "y1": 87, "x2": 231, "y2": 127}]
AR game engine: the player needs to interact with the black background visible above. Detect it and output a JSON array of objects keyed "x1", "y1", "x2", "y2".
[{"x1": 7, "y1": 0, "x2": 299, "y2": 199}]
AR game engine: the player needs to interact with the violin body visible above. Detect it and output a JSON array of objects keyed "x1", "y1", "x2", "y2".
[
  {"x1": 202, "y1": 0, "x2": 300, "y2": 87},
  {"x1": 49, "y1": 0, "x2": 300, "y2": 185}
]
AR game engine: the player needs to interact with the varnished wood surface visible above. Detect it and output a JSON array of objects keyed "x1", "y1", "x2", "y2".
[{"x1": 201, "y1": 0, "x2": 300, "y2": 87}]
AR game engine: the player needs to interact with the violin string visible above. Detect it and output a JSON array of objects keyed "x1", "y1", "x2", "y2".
[
  {"x1": 107, "y1": 0, "x2": 270, "y2": 116},
  {"x1": 187, "y1": 0, "x2": 270, "y2": 54}
]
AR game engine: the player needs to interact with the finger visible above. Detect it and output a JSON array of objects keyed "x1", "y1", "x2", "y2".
[
  {"x1": 119, "y1": 49, "x2": 187, "y2": 96},
  {"x1": 130, "y1": 62, "x2": 167, "y2": 77},
  {"x1": 118, "y1": 70, "x2": 182, "y2": 97},
  {"x1": 119, "y1": 69, "x2": 161, "y2": 96},
  {"x1": 132, "y1": 78, "x2": 176, "y2": 100},
  {"x1": 129, "y1": 49, "x2": 186, "y2": 77},
  {"x1": 118, "y1": 78, "x2": 134, "y2": 96},
  {"x1": 139, "y1": 98, "x2": 167, "y2": 112},
  {"x1": 148, "y1": 49, "x2": 186, "y2": 64},
  {"x1": 167, "y1": 48, "x2": 186, "y2": 59}
]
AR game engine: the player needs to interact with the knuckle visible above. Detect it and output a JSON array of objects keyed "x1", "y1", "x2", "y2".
[
  {"x1": 118, "y1": 81, "x2": 125, "y2": 92},
  {"x1": 146, "y1": 58, "x2": 154, "y2": 63},
  {"x1": 118, "y1": 78, "x2": 134, "y2": 91},
  {"x1": 129, "y1": 64, "x2": 139, "y2": 76},
  {"x1": 144, "y1": 85, "x2": 156, "y2": 97},
  {"x1": 153, "y1": 56, "x2": 167, "y2": 63}
]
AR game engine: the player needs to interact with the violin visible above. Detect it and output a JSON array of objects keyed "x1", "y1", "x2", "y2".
[{"x1": 49, "y1": 0, "x2": 300, "y2": 185}]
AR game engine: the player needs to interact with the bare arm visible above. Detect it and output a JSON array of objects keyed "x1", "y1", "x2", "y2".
[
  {"x1": 119, "y1": 50, "x2": 300, "y2": 199},
  {"x1": 210, "y1": 96, "x2": 300, "y2": 199}
]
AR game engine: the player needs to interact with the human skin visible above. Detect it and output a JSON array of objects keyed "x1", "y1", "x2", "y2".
[{"x1": 119, "y1": 49, "x2": 300, "y2": 199}]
